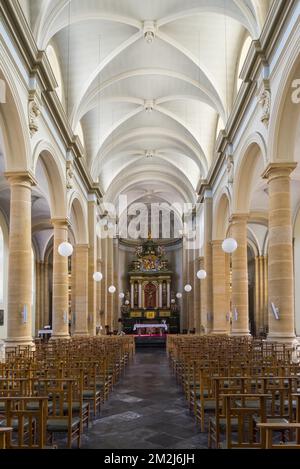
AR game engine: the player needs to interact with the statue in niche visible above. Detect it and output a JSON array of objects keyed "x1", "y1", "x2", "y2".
[
  {"x1": 226, "y1": 155, "x2": 234, "y2": 185},
  {"x1": 28, "y1": 93, "x2": 41, "y2": 136},
  {"x1": 66, "y1": 160, "x2": 74, "y2": 190},
  {"x1": 258, "y1": 87, "x2": 271, "y2": 126}
]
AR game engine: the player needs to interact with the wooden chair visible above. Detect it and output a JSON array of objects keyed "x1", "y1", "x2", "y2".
[
  {"x1": 257, "y1": 423, "x2": 300, "y2": 449},
  {"x1": 0, "y1": 397, "x2": 48, "y2": 449},
  {"x1": 0, "y1": 427, "x2": 13, "y2": 449}
]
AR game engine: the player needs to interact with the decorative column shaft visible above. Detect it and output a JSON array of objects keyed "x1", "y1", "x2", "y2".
[
  {"x1": 51, "y1": 219, "x2": 70, "y2": 339},
  {"x1": 199, "y1": 256, "x2": 205, "y2": 333},
  {"x1": 203, "y1": 192, "x2": 213, "y2": 333},
  {"x1": 130, "y1": 282, "x2": 134, "y2": 309},
  {"x1": 158, "y1": 282, "x2": 163, "y2": 308},
  {"x1": 88, "y1": 198, "x2": 97, "y2": 336},
  {"x1": 212, "y1": 241, "x2": 229, "y2": 334},
  {"x1": 107, "y1": 237, "x2": 114, "y2": 331},
  {"x1": 263, "y1": 163, "x2": 297, "y2": 342},
  {"x1": 5, "y1": 172, "x2": 36, "y2": 347},
  {"x1": 73, "y1": 244, "x2": 89, "y2": 336},
  {"x1": 230, "y1": 214, "x2": 250, "y2": 336}
]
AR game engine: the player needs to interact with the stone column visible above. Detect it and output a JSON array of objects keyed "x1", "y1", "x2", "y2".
[
  {"x1": 101, "y1": 237, "x2": 108, "y2": 327},
  {"x1": 51, "y1": 219, "x2": 70, "y2": 339},
  {"x1": 138, "y1": 281, "x2": 143, "y2": 309},
  {"x1": 96, "y1": 236, "x2": 102, "y2": 332},
  {"x1": 230, "y1": 214, "x2": 250, "y2": 336},
  {"x1": 5, "y1": 171, "x2": 36, "y2": 347},
  {"x1": 167, "y1": 281, "x2": 171, "y2": 308},
  {"x1": 113, "y1": 238, "x2": 120, "y2": 330},
  {"x1": 106, "y1": 237, "x2": 114, "y2": 331},
  {"x1": 202, "y1": 191, "x2": 213, "y2": 333},
  {"x1": 158, "y1": 282, "x2": 163, "y2": 308},
  {"x1": 73, "y1": 244, "x2": 89, "y2": 336},
  {"x1": 198, "y1": 256, "x2": 204, "y2": 333},
  {"x1": 212, "y1": 241, "x2": 229, "y2": 334},
  {"x1": 43, "y1": 260, "x2": 50, "y2": 327},
  {"x1": 130, "y1": 282, "x2": 134, "y2": 309},
  {"x1": 263, "y1": 163, "x2": 297, "y2": 343},
  {"x1": 87, "y1": 197, "x2": 97, "y2": 336}
]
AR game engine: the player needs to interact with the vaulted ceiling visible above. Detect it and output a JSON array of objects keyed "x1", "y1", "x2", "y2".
[{"x1": 20, "y1": 0, "x2": 272, "y2": 206}]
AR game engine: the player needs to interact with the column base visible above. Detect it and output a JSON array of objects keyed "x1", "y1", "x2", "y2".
[
  {"x1": 73, "y1": 332, "x2": 89, "y2": 337},
  {"x1": 5, "y1": 337, "x2": 35, "y2": 349},
  {"x1": 211, "y1": 329, "x2": 229, "y2": 335},
  {"x1": 50, "y1": 333, "x2": 70, "y2": 341},
  {"x1": 231, "y1": 330, "x2": 251, "y2": 337},
  {"x1": 267, "y1": 332, "x2": 297, "y2": 345}
]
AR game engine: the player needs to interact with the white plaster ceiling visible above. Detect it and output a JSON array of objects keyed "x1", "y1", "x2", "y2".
[{"x1": 20, "y1": 0, "x2": 272, "y2": 206}]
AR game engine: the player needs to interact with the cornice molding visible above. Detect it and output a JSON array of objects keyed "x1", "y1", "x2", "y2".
[{"x1": 0, "y1": 0, "x2": 103, "y2": 202}]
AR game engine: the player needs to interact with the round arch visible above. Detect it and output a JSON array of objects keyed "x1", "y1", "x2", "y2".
[
  {"x1": 68, "y1": 194, "x2": 88, "y2": 245},
  {"x1": 32, "y1": 140, "x2": 67, "y2": 219},
  {"x1": 233, "y1": 136, "x2": 267, "y2": 213},
  {"x1": 213, "y1": 190, "x2": 231, "y2": 240},
  {"x1": 268, "y1": 32, "x2": 300, "y2": 163},
  {"x1": 0, "y1": 54, "x2": 31, "y2": 171}
]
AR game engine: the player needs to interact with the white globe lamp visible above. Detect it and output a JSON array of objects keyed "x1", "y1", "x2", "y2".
[
  {"x1": 184, "y1": 284, "x2": 192, "y2": 293},
  {"x1": 125, "y1": 300, "x2": 130, "y2": 305},
  {"x1": 119, "y1": 292, "x2": 125, "y2": 299},
  {"x1": 93, "y1": 272, "x2": 103, "y2": 282},
  {"x1": 176, "y1": 293, "x2": 182, "y2": 299},
  {"x1": 108, "y1": 285, "x2": 116, "y2": 294},
  {"x1": 197, "y1": 270, "x2": 207, "y2": 280},
  {"x1": 58, "y1": 242, "x2": 73, "y2": 257},
  {"x1": 222, "y1": 238, "x2": 238, "y2": 254}
]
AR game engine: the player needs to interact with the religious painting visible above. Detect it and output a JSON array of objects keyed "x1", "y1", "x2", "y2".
[
  {"x1": 144, "y1": 282, "x2": 157, "y2": 309},
  {"x1": 0, "y1": 310, "x2": 3, "y2": 326}
]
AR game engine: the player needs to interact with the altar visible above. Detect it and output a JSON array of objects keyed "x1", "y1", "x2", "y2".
[
  {"x1": 120, "y1": 236, "x2": 180, "y2": 336},
  {"x1": 133, "y1": 323, "x2": 168, "y2": 336}
]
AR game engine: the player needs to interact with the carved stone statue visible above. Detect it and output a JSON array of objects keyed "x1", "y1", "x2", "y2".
[
  {"x1": 28, "y1": 93, "x2": 41, "y2": 136},
  {"x1": 66, "y1": 160, "x2": 74, "y2": 190},
  {"x1": 258, "y1": 88, "x2": 271, "y2": 126},
  {"x1": 226, "y1": 155, "x2": 234, "y2": 185}
]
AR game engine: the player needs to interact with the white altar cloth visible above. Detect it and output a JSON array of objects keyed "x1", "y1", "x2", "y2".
[{"x1": 133, "y1": 324, "x2": 168, "y2": 331}]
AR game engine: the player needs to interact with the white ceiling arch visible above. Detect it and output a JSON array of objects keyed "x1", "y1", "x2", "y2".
[{"x1": 20, "y1": 0, "x2": 273, "y2": 208}]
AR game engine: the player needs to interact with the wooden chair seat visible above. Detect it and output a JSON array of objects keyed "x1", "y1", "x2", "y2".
[
  {"x1": 47, "y1": 417, "x2": 81, "y2": 432},
  {"x1": 63, "y1": 401, "x2": 89, "y2": 413},
  {"x1": 253, "y1": 417, "x2": 288, "y2": 424}
]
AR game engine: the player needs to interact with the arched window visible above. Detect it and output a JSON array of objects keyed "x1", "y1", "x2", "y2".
[
  {"x1": 46, "y1": 44, "x2": 64, "y2": 103},
  {"x1": 237, "y1": 36, "x2": 252, "y2": 92}
]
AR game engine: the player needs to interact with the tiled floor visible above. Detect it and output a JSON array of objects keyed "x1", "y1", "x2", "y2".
[{"x1": 81, "y1": 348, "x2": 208, "y2": 449}]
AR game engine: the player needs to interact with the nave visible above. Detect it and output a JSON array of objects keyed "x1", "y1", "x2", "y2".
[{"x1": 82, "y1": 348, "x2": 204, "y2": 450}]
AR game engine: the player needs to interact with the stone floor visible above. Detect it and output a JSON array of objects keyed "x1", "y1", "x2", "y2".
[{"x1": 81, "y1": 348, "x2": 208, "y2": 449}]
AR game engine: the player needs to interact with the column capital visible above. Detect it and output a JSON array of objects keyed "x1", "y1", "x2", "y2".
[
  {"x1": 51, "y1": 217, "x2": 71, "y2": 228},
  {"x1": 5, "y1": 170, "x2": 37, "y2": 186},
  {"x1": 262, "y1": 162, "x2": 297, "y2": 180},
  {"x1": 229, "y1": 213, "x2": 249, "y2": 224}
]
